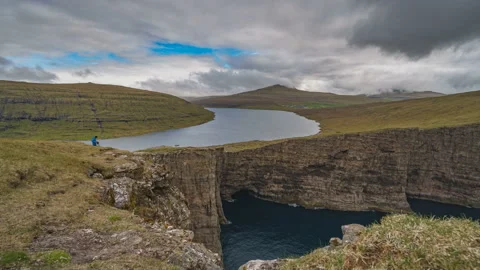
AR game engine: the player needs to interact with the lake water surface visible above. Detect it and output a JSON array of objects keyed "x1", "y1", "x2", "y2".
[
  {"x1": 97, "y1": 108, "x2": 319, "y2": 151},
  {"x1": 221, "y1": 192, "x2": 480, "y2": 270}
]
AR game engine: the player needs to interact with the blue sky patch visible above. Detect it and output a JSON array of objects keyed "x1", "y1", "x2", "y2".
[
  {"x1": 9, "y1": 52, "x2": 128, "y2": 68},
  {"x1": 150, "y1": 41, "x2": 255, "y2": 68}
]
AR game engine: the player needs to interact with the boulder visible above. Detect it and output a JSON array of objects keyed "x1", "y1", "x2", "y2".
[
  {"x1": 239, "y1": 259, "x2": 288, "y2": 270},
  {"x1": 341, "y1": 224, "x2": 366, "y2": 243}
]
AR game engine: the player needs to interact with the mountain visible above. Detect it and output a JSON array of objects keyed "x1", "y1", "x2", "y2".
[
  {"x1": 0, "y1": 80, "x2": 213, "y2": 140},
  {"x1": 192, "y1": 85, "x2": 445, "y2": 110},
  {"x1": 192, "y1": 84, "x2": 380, "y2": 110}
]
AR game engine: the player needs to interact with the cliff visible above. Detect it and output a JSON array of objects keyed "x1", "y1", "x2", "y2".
[
  {"x1": 2, "y1": 124, "x2": 477, "y2": 268},
  {"x1": 221, "y1": 124, "x2": 480, "y2": 211},
  {"x1": 118, "y1": 124, "x2": 479, "y2": 258}
]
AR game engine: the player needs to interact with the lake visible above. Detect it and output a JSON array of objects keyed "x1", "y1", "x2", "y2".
[
  {"x1": 221, "y1": 191, "x2": 480, "y2": 270},
  {"x1": 96, "y1": 108, "x2": 319, "y2": 151}
]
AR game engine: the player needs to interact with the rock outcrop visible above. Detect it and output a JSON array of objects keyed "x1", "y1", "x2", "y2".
[
  {"x1": 31, "y1": 226, "x2": 221, "y2": 270},
  {"x1": 102, "y1": 149, "x2": 227, "y2": 254}
]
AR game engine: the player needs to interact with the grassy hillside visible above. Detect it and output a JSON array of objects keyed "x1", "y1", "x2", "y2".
[
  {"x1": 282, "y1": 215, "x2": 480, "y2": 270},
  {"x1": 298, "y1": 90, "x2": 480, "y2": 136},
  {"x1": 0, "y1": 140, "x2": 179, "y2": 269},
  {"x1": 193, "y1": 85, "x2": 380, "y2": 110},
  {"x1": 0, "y1": 80, "x2": 214, "y2": 140}
]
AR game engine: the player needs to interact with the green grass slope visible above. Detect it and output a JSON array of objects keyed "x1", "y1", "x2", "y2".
[
  {"x1": 0, "y1": 80, "x2": 214, "y2": 140},
  {"x1": 193, "y1": 84, "x2": 380, "y2": 110},
  {"x1": 298, "y1": 90, "x2": 480, "y2": 136}
]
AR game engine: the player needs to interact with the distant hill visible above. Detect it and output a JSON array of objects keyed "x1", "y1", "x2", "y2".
[
  {"x1": 368, "y1": 89, "x2": 444, "y2": 101},
  {"x1": 193, "y1": 85, "x2": 380, "y2": 110},
  {"x1": 298, "y1": 90, "x2": 480, "y2": 136},
  {"x1": 0, "y1": 80, "x2": 214, "y2": 140},
  {"x1": 192, "y1": 85, "x2": 444, "y2": 110}
]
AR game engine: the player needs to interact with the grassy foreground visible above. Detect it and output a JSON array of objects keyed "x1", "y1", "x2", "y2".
[
  {"x1": 0, "y1": 80, "x2": 213, "y2": 140},
  {"x1": 282, "y1": 215, "x2": 480, "y2": 270},
  {"x1": 298, "y1": 90, "x2": 480, "y2": 136},
  {"x1": 0, "y1": 140, "x2": 177, "y2": 269}
]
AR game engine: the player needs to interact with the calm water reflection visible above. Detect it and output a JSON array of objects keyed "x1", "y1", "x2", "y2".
[{"x1": 96, "y1": 108, "x2": 319, "y2": 151}]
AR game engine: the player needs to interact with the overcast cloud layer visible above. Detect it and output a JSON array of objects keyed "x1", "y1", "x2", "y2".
[{"x1": 1, "y1": 0, "x2": 480, "y2": 96}]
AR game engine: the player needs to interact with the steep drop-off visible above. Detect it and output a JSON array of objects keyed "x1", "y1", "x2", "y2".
[
  {"x1": 221, "y1": 124, "x2": 480, "y2": 211},
  {"x1": 140, "y1": 124, "x2": 479, "y2": 256}
]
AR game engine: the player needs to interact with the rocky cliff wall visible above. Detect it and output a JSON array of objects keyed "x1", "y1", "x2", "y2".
[
  {"x1": 221, "y1": 124, "x2": 480, "y2": 212},
  {"x1": 150, "y1": 149, "x2": 227, "y2": 254},
  {"x1": 106, "y1": 124, "x2": 479, "y2": 261}
]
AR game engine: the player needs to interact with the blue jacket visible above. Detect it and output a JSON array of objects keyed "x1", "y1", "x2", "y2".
[{"x1": 91, "y1": 137, "x2": 97, "y2": 146}]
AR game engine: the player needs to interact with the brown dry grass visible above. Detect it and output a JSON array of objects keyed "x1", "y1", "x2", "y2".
[
  {"x1": 0, "y1": 140, "x2": 175, "y2": 269},
  {"x1": 282, "y1": 214, "x2": 480, "y2": 270}
]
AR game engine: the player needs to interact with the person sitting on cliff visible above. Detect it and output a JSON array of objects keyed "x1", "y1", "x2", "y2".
[{"x1": 91, "y1": 135, "x2": 100, "y2": 146}]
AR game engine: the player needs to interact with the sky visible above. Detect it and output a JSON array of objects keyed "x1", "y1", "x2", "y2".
[{"x1": 1, "y1": 0, "x2": 480, "y2": 97}]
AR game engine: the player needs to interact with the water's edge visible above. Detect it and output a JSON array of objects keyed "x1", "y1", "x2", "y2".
[{"x1": 221, "y1": 191, "x2": 480, "y2": 270}]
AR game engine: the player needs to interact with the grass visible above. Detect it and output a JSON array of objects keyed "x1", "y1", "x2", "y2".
[
  {"x1": 0, "y1": 140, "x2": 150, "y2": 264},
  {"x1": 0, "y1": 80, "x2": 214, "y2": 140},
  {"x1": 41, "y1": 250, "x2": 72, "y2": 265},
  {"x1": 0, "y1": 250, "x2": 29, "y2": 267},
  {"x1": 282, "y1": 214, "x2": 480, "y2": 270},
  {"x1": 298, "y1": 90, "x2": 480, "y2": 136}
]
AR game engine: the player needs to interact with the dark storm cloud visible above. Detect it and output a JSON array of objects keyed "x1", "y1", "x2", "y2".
[
  {"x1": 0, "y1": 56, "x2": 58, "y2": 82},
  {"x1": 350, "y1": 0, "x2": 480, "y2": 58},
  {"x1": 73, "y1": 68, "x2": 96, "y2": 78},
  {"x1": 2, "y1": 1, "x2": 480, "y2": 94}
]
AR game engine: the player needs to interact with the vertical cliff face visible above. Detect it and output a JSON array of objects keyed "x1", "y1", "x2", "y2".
[
  {"x1": 150, "y1": 149, "x2": 227, "y2": 254},
  {"x1": 220, "y1": 125, "x2": 480, "y2": 212},
  {"x1": 105, "y1": 124, "x2": 479, "y2": 261},
  {"x1": 405, "y1": 125, "x2": 480, "y2": 207}
]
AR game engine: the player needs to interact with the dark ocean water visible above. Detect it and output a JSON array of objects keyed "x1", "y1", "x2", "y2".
[{"x1": 221, "y1": 191, "x2": 480, "y2": 270}]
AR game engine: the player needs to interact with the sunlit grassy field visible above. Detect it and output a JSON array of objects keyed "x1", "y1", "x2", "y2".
[
  {"x1": 298, "y1": 90, "x2": 480, "y2": 136},
  {"x1": 0, "y1": 80, "x2": 214, "y2": 140}
]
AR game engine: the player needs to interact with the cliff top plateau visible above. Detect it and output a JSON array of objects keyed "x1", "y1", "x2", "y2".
[{"x1": 0, "y1": 80, "x2": 213, "y2": 140}]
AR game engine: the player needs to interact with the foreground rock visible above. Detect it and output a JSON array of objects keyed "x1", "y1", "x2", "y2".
[
  {"x1": 31, "y1": 226, "x2": 221, "y2": 269},
  {"x1": 239, "y1": 259, "x2": 290, "y2": 270}
]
